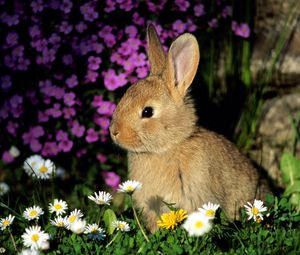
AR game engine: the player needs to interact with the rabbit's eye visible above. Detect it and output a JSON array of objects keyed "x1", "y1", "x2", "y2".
[{"x1": 141, "y1": 107, "x2": 154, "y2": 118}]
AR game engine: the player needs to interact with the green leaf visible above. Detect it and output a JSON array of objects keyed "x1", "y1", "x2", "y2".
[
  {"x1": 103, "y1": 208, "x2": 117, "y2": 235},
  {"x1": 284, "y1": 180, "x2": 300, "y2": 196},
  {"x1": 280, "y1": 153, "x2": 300, "y2": 185}
]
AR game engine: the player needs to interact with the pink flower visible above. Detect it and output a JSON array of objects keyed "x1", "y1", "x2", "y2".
[
  {"x1": 194, "y1": 3, "x2": 205, "y2": 17},
  {"x1": 208, "y1": 18, "x2": 218, "y2": 28},
  {"x1": 71, "y1": 121, "x2": 85, "y2": 138},
  {"x1": 2, "y1": 151, "x2": 14, "y2": 163},
  {"x1": 42, "y1": 141, "x2": 59, "y2": 156},
  {"x1": 94, "y1": 116, "x2": 110, "y2": 129},
  {"x1": 102, "y1": 171, "x2": 121, "y2": 191},
  {"x1": 172, "y1": 20, "x2": 187, "y2": 33},
  {"x1": 96, "y1": 153, "x2": 107, "y2": 163},
  {"x1": 88, "y1": 56, "x2": 102, "y2": 70},
  {"x1": 66, "y1": 74, "x2": 78, "y2": 88},
  {"x1": 102, "y1": 69, "x2": 127, "y2": 91},
  {"x1": 96, "y1": 100, "x2": 116, "y2": 115},
  {"x1": 234, "y1": 23, "x2": 250, "y2": 38},
  {"x1": 86, "y1": 128, "x2": 99, "y2": 143},
  {"x1": 85, "y1": 70, "x2": 99, "y2": 83},
  {"x1": 125, "y1": 25, "x2": 138, "y2": 37},
  {"x1": 58, "y1": 139, "x2": 73, "y2": 152},
  {"x1": 175, "y1": 0, "x2": 190, "y2": 11},
  {"x1": 30, "y1": 139, "x2": 42, "y2": 152},
  {"x1": 64, "y1": 92, "x2": 76, "y2": 106}
]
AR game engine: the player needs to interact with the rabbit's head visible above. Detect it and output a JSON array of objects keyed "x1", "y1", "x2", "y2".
[{"x1": 110, "y1": 25, "x2": 200, "y2": 153}]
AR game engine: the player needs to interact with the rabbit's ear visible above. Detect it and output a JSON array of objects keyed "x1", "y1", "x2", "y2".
[
  {"x1": 167, "y1": 34, "x2": 200, "y2": 97},
  {"x1": 147, "y1": 24, "x2": 166, "y2": 75}
]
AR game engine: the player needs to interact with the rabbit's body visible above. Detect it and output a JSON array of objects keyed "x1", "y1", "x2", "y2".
[
  {"x1": 129, "y1": 127, "x2": 262, "y2": 231},
  {"x1": 110, "y1": 25, "x2": 270, "y2": 232}
]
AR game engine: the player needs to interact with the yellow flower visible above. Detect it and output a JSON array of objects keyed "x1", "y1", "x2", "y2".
[{"x1": 157, "y1": 209, "x2": 187, "y2": 230}]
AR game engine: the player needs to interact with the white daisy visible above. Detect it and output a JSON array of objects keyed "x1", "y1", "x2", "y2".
[
  {"x1": 84, "y1": 223, "x2": 106, "y2": 240},
  {"x1": 23, "y1": 155, "x2": 44, "y2": 177},
  {"x1": 112, "y1": 220, "x2": 130, "y2": 232},
  {"x1": 118, "y1": 180, "x2": 142, "y2": 194},
  {"x1": 23, "y1": 205, "x2": 44, "y2": 221},
  {"x1": 182, "y1": 212, "x2": 213, "y2": 236},
  {"x1": 198, "y1": 202, "x2": 220, "y2": 219},
  {"x1": 244, "y1": 199, "x2": 268, "y2": 222},
  {"x1": 48, "y1": 199, "x2": 68, "y2": 216},
  {"x1": 66, "y1": 209, "x2": 84, "y2": 229},
  {"x1": 21, "y1": 225, "x2": 50, "y2": 250},
  {"x1": 88, "y1": 191, "x2": 113, "y2": 205},
  {"x1": 9, "y1": 146, "x2": 20, "y2": 158},
  {"x1": 50, "y1": 216, "x2": 68, "y2": 228},
  {"x1": 70, "y1": 219, "x2": 86, "y2": 234},
  {"x1": 0, "y1": 214, "x2": 15, "y2": 230},
  {"x1": 18, "y1": 248, "x2": 40, "y2": 255},
  {"x1": 0, "y1": 182, "x2": 9, "y2": 196},
  {"x1": 34, "y1": 158, "x2": 56, "y2": 179}
]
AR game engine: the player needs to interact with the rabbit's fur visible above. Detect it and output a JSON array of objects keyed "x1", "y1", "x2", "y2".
[{"x1": 110, "y1": 25, "x2": 270, "y2": 232}]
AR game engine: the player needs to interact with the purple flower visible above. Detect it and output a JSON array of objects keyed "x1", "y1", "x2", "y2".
[
  {"x1": 194, "y1": 3, "x2": 205, "y2": 17},
  {"x1": 80, "y1": 2, "x2": 99, "y2": 22},
  {"x1": 222, "y1": 5, "x2": 232, "y2": 18},
  {"x1": 62, "y1": 54, "x2": 73, "y2": 65},
  {"x1": 66, "y1": 74, "x2": 78, "y2": 88},
  {"x1": 42, "y1": 141, "x2": 59, "y2": 156},
  {"x1": 6, "y1": 121, "x2": 18, "y2": 136},
  {"x1": 2, "y1": 151, "x2": 14, "y2": 164},
  {"x1": 172, "y1": 20, "x2": 187, "y2": 33},
  {"x1": 102, "y1": 171, "x2": 121, "y2": 191},
  {"x1": 6, "y1": 32, "x2": 18, "y2": 47},
  {"x1": 56, "y1": 130, "x2": 68, "y2": 141},
  {"x1": 63, "y1": 107, "x2": 76, "y2": 119},
  {"x1": 58, "y1": 139, "x2": 73, "y2": 152},
  {"x1": 94, "y1": 116, "x2": 110, "y2": 129},
  {"x1": 38, "y1": 111, "x2": 49, "y2": 123},
  {"x1": 46, "y1": 103, "x2": 62, "y2": 118},
  {"x1": 96, "y1": 153, "x2": 107, "y2": 163},
  {"x1": 60, "y1": 0, "x2": 73, "y2": 14},
  {"x1": 71, "y1": 121, "x2": 85, "y2": 138},
  {"x1": 175, "y1": 0, "x2": 190, "y2": 11},
  {"x1": 75, "y1": 22, "x2": 88, "y2": 33},
  {"x1": 64, "y1": 92, "x2": 76, "y2": 106},
  {"x1": 88, "y1": 56, "x2": 102, "y2": 70},
  {"x1": 30, "y1": 139, "x2": 42, "y2": 152},
  {"x1": 91, "y1": 95, "x2": 103, "y2": 108},
  {"x1": 136, "y1": 66, "x2": 148, "y2": 78},
  {"x1": 85, "y1": 70, "x2": 99, "y2": 83},
  {"x1": 86, "y1": 128, "x2": 99, "y2": 143},
  {"x1": 102, "y1": 69, "x2": 127, "y2": 91},
  {"x1": 31, "y1": 126, "x2": 45, "y2": 138},
  {"x1": 31, "y1": 0, "x2": 44, "y2": 13},
  {"x1": 208, "y1": 18, "x2": 218, "y2": 28},
  {"x1": 234, "y1": 23, "x2": 250, "y2": 38},
  {"x1": 1, "y1": 75, "x2": 12, "y2": 90},
  {"x1": 59, "y1": 21, "x2": 73, "y2": 34},
  {"x1": 96, "y1": 100, "x2": 116, "y2": 116},
  {"x1": 125, "y1": 25, "x2": 138, "y2": 38}
]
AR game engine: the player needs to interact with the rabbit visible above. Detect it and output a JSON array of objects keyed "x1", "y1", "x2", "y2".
[{"x1": 109, "y1": 24, "x2": 270, "y2": 232}]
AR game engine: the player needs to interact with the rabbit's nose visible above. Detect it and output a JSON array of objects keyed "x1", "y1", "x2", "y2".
[{"x1": 109, "y1": 125, "x2": 120, "y2": 139}]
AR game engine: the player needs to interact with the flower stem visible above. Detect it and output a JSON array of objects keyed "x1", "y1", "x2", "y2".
[
  {"x1": 105, "y1": 232, "x2": 119, "y2": 248},
  {"x1": 8, "y1": 229, "x2": 17, "y2": 252},
  {"x1": 129, "y1": 195, "x2": 150, "y2": 243}
]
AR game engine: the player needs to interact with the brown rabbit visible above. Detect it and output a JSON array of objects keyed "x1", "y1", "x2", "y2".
[{"x1": 110, "y1": 25, "x2": 270, "y2": 232}]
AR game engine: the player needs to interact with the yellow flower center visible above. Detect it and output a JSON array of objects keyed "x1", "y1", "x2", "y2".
[
  {"x1": 195, "y1": 220, "x2": 204, "y2": 229},
  {"x1": 29, "y1": 210, "x2": 38, "y2": 218},
  {"x1": 39, "y1": 165, "x2": 48, "y2": 173},
  {"x1": 54, "y1": 204, "x2": 62, "y2": 210},
  {"x1": 91, "y1": 229, "x2": 98, "y2": 234},
  {"x1": 118, "y1": 223, "x2": 125, "y2": 229},
  {"x1": 252, "y1": 207, "x2": 259, "y2": 215},
  {"x1": 69, "y1": 215, "x2": 76, "y2": 223},
  {"x1": 57, "y1": 221, "x2": 65, "y2": 227},
  {"x1": 31, "y1": 234, "x2": 40, "y2": 242},
  {"x1": 205, "y1": 209, "x2": 215, "y2": 217},
  {"x1": 126, "y1": 185, "x2": 134, "y2": 192},
  {"x1": 2, "y1": 220, "x2": 10, "y2": 226}
]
